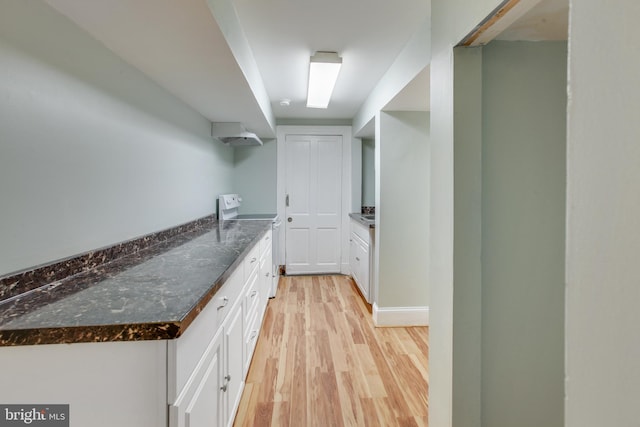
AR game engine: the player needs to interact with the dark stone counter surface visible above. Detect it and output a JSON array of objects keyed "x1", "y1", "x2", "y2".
[
  {"x1": 349, "y1": 212, "x2": 375, "y2": 228},
  {"x1": 0, "y1": 217, "x2": 271, "y2": 346}
]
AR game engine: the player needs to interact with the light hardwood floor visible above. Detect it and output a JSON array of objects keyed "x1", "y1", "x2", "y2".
[{"x1": 234, "y1": 275, "x2": 429, "y2": 427}]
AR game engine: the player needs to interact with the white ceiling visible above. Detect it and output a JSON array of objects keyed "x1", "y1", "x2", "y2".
[
  {"x1": 44, "y1": 0, "x2": 276, "y2": 136},
  {"x1": 44, "y1": 0, "x2": 430, "y2": 137},
  {"x1": 234, "y1": 0, "x2": 429, "y2": 120},
  {"x1": 40, "y1": 0, "x2": 564, "y2": 139}
]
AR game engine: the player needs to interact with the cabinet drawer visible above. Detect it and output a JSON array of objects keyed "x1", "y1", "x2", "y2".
[
  {"x1": 351, "y1": 219, "x2": 371, "y2": 244},
  {"x1": 243, "y1": 244, "x2": 260, "y2": 280},
  {"x1": 243, "y1": 271, "x2": 260, "y2": 330},
  {"x1": 260, "y1": 230, "x2": 272, "y2": 257},
  {"x1": 351, "y1": 230, "x2": 368, "y2": 249},
  {"x1": 259, "y1": 248, "x2": 272, "y2": 303},
  {"x1": 243, "y1": 310, "x2": 260, "y2": 376}
]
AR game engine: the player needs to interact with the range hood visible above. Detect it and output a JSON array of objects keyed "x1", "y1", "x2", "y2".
[{"x1": 211, "y1": 122, "x2": 263, "y2": 146}]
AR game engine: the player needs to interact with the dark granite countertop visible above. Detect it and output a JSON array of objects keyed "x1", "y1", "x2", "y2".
[
  {"x1": 0, "y1": 219, "x2": 271, "y2": 346},
  {"x1": 349, "y1": 212, "x2": 375, "y2": 228}
]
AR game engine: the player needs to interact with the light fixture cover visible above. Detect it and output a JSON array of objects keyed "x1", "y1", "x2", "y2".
[{"x1": 306, "y1": 51, "x2": 342, "y2": 109}]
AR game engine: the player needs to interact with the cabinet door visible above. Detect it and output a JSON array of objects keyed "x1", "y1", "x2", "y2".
[
  {"x1": 350, "y1": 233, "x2": 360, "y2": 285},
  {"x1": 170, "y1": 329, "x2": 223, "y2": 427},
  {"x1": 356, "y1": 240, "x2": 370, "y2": 301},
  {"x1": 350, "y1": 232, "x2": 370, "y2": 302},
  {"x1": 259, "y1": 247, "x2": 272, "y2": 314},
  {"x1": 169, "y1": 266, "x2": 244, "y2": 402},
  {"x1": 185, "y1": 338, "x2": 222, "y2": 427},
  {"x1": 224, "y1": 302, "x2": 244, "y2": 427}
]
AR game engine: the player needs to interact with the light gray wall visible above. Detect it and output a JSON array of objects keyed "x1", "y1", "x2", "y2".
[
  {"x1": 429, "y1": 2, "x2": 521, "y2": 424},
  {"x1": 451, "y1": 40, "x2": 566, "y2": 427},
  {"x1": 0, "y1": 0, "x2": 234, "y2": 276},
  {"x1": 566, "y1": 2, "x2": 640, "y2": 426},
  {"x1": 376, "y1": 111, "x2": 429, "y2": 308},
  {"x1": 353, "y1": 20, "x2": 430, "y2": 134},
  {"x1": 232, "y1": 139, "x2": 277, "y2": 214},
  {"x1": 480, "y1": 41, "x2": 566, "y2": 427},
  {"x1": 452, "y1": 46, "x2": 483, "y2": 427},
  {"x1": 361, "y1": 138, "x2": 375, "y2": 207},
  {"x1": 351, "y1": 137, "x2": 362, "y2": 214}
]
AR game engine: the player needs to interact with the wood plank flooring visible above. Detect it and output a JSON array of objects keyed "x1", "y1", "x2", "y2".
[{"x1": 234, "y1": 275, "x2": 429, "y2": 427}]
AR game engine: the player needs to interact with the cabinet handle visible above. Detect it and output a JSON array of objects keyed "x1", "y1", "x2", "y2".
[
  {"x1": 355, "y1": 257, "x2": 360, "y2": 261},
  {"x1": 250, "y1": 331, "x2": 258, "y2": 340},
  {"x1": 220, "y1": 384, "x2": 227, "y2": 392},
  {"x1": 265, "y1": 236, "x2": 270, "y2": 241},
  {"x1": 225, "y1": 374, "x2": 231, "y2": 381},
  {"x1": 251, "y1": 257, "x2": 257, "y2": 263},
  {"x1": 217, "y1": 296, "x2": 229, "y2": 309},
  {"x1": 265, "y1": 272, "x2": 270, "y2": 277},
  {"x1": 251, "y1": 290, "x2": 257, "y2": 298}
]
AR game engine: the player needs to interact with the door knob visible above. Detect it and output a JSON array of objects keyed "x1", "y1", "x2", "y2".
[{"x1": 288, "y1": 217, "x2": 293, "y2": 222}]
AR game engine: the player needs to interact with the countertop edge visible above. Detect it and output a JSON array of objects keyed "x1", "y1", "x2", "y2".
[
  {"x1": 0, "y1": 322, "x2": 182, "y2": 346},
  {"x1": 349, "y1": 212, "x2": 375, "y2": 228}
]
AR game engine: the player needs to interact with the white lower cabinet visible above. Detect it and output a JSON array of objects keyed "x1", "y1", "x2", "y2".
[
  {"x1": 170, "y1": 289, "x2": 246, "y2": 427},
  {"x1": 349, "y1": 219, "x2": 373, "y2": 303},
  {"x1": 169, "y1": 229, "x2": 272, "y2": 427}
]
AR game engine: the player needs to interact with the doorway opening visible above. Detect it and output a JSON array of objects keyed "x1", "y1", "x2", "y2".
[{"x1": 451, "y1": 0, "x2": 568, "y2": 425}]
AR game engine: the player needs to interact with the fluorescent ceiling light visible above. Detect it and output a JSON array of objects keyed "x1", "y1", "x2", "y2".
[{"x1": 306, "y1": 52, "x2": 342, "y2": 109}]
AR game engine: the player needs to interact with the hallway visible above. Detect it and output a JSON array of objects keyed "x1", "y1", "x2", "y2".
[{"x1": 233, "y1": 275, "x2": 429, "y2": 426}]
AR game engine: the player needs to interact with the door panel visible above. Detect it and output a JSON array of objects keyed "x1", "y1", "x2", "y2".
[
  {"x1": 316, "y1": 137, "x2": 342, "y2": 216},
  {"x1": 183, "y1": 331, "x2": 222, "y2": 427},
  {"x1": 285, "y1": 134, "x2": 342, "y2": 274},
  {"x1": 287, "y1": 229, "x2": 310, "y2": 265},
  {"x1": 285, "y1": 136, "x2": 313, "y2": 273},
  {"x1": 287, "y1": 138, "x2": 312, "y2": 217},
  {"x1": 316, "y1": 228, "x2": 340, "y2": 266}
]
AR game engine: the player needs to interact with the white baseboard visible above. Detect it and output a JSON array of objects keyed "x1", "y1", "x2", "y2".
[{"x1": 372, "y1": 304, "x2": 429, "y2": 327}]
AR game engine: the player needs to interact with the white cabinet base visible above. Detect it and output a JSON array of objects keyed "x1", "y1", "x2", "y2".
[
  {"x1": 0, "y1": 340, "x2": 167, "y2": 427},
  {"x1": 349, "y1": 219, "x2": 374, "y2": 303}
]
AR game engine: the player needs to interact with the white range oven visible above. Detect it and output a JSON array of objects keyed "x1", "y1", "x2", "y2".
[{"x1": 218, "y1": 194, "x2": 281, "y2": 297}]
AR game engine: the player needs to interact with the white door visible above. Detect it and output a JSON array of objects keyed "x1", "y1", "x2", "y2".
[{"x1": 285, "y1": 134, "x2": 343, "y2": 274}]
